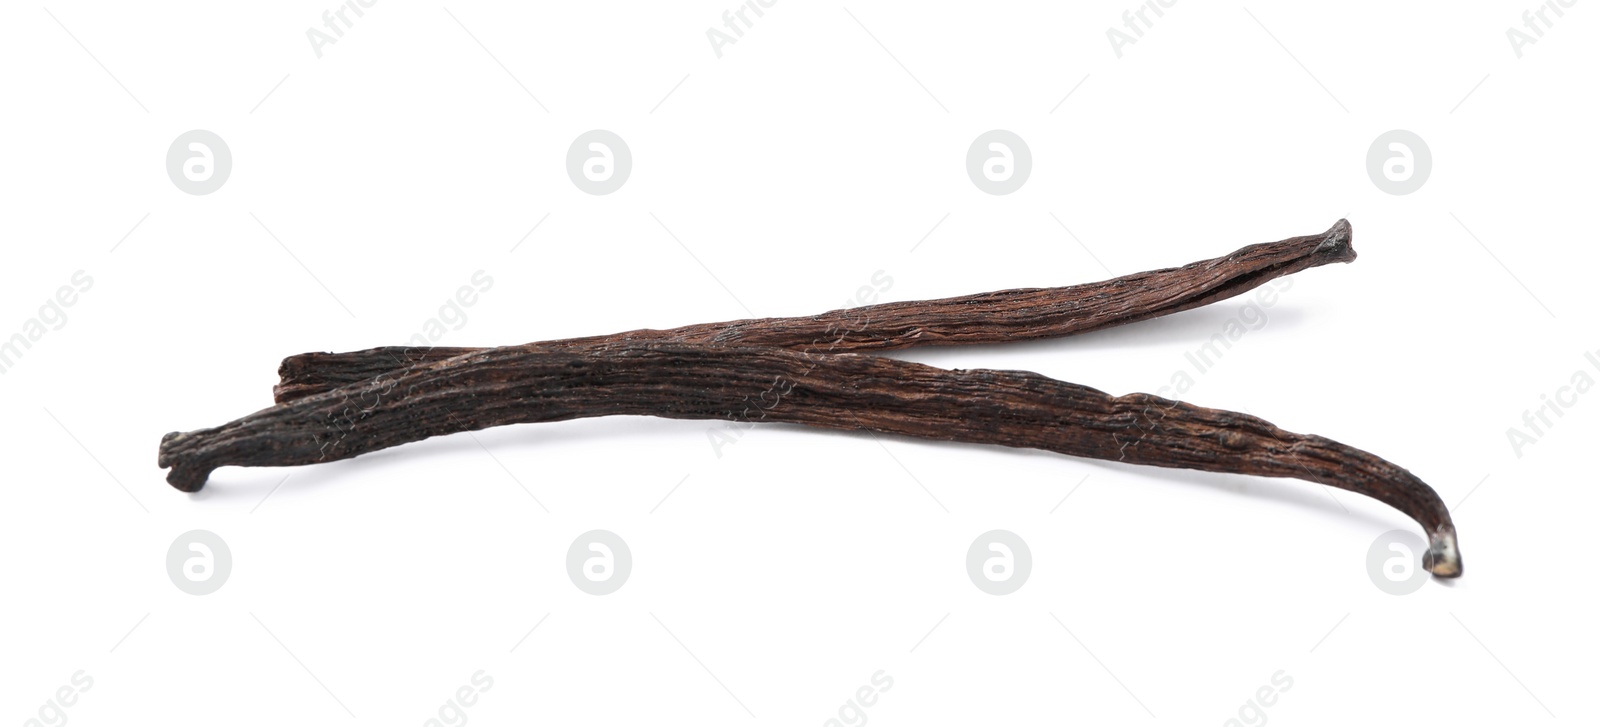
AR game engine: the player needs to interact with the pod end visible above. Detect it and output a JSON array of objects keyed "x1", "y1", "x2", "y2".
[{"x1": 1424, "y1": 524, "x2": 1463, "y2": 578}]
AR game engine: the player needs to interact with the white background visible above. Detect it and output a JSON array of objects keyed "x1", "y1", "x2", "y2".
[{"x1": 2, "y1": 2, "x2": 1595, "y2": 725}]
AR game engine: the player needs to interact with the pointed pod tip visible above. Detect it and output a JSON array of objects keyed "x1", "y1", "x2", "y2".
[{"x1": 1316, "y1": 218, "x2": 1356, "y2": 264}]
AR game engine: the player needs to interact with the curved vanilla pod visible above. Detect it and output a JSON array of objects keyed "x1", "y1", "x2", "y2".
[
  {"x1": 273, "y1": 219, "x2": 1357, "y2": 403},
  {"x1": 162, "y1": 340, "x2": 1461, "y2": 577}
]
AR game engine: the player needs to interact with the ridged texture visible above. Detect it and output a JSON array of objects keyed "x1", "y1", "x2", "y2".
[
  {"x1": 274, "y1": 220, "x2": 1357, "y2": 403},
  {"x1": 165, "y1": 340, "x2": 1460, "y2": 576},
  {"x1": 160, "y1": 218, "x2": 1462, "y2": 576}
]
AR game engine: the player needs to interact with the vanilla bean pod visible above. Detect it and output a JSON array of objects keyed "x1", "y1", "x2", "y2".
[
  {"x1": 160, "y1": 340, "x2": 1461, "y2": 577},
  {"x1": 274, "y1": 219, "x2": 1355, "y2": 403}
]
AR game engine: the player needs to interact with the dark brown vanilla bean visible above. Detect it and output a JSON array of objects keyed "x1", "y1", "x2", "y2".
[
  {"x1": 161, "y1": 340, "x2": 1461, "y2": 577},
  {"x1": 273, "y1": 219, "x2": 1356, "y2": 403}
]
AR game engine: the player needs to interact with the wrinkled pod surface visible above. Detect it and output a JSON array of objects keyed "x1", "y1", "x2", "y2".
[
  {"x1": 274, "y1": 220, "x2": 1358, "y2": 403},
  {"x1": 164, "y1": 340, "x2": 1462, "y2": 577}
]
